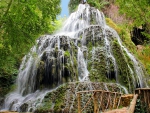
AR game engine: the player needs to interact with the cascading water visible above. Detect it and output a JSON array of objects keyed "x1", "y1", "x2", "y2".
[{"x1": 1, "y1": 4, "x2": 147, "y2": 112}]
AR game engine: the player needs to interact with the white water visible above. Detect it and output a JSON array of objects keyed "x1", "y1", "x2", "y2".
[
  {"x1": 103, "y1": 28, "x2": 118, "y2": 80},
  {"x1": 78, "y1": 48, "x2": 89, "y2": 81},
  {"x1": 2, "y1": 89, "x2": 55, "y2": 112},
  {"x1": 1, "y1": 4, "x2": 146, "y2": 112}
]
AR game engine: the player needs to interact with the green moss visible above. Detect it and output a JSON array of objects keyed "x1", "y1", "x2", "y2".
[
  {"x1": 136, "y1": 45, "x2": 150, "y2": 78},
  {"x1": 9, "y1": 84, "x2": 17, "y2": 92},
  {"x1": 64, "y1": 54, "x2": 78, "y2": 81},
  {"x1": 112, "y1": 40, "x2": 135, "y2": 92},
  {"x1": 64, "y1": 51, "x2": 70, "y2": 57},
  {"x1": 53, "y1": 88, "x2": 66, "y2": 112},
  {"x1": 0, "y1": 74, "x2": 17, "y2": 97},
  {"x1": 106, "y1": 18, "x2": 121, "y2": 34},
  {"x1": 87, "y1": 47, "x2": 110, "y2": 82},
  {"x1": 90, "y1": 15, "x2": 96, "y2": 25},
  {"x1": 35, "y1": 85, "x2": 67, "y2": 113},
  {"x1": 32, "y1": 52, "x2": 38, "y2": 58},
  {"x1": 88, "y1": 42, "x2": 93, "y2": 51},
  {"x1": 80, "y1": 35, "x2": 82, "y2": 39}
]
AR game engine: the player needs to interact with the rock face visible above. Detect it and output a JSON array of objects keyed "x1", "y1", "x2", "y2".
[{"x1": 1, "y1": 4, "x2": 147, "y2": 112}]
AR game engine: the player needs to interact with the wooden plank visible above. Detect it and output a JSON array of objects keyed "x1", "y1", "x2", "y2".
[
  {"x1": 106, "y1": 92, "x2": 111, "y2": 110},
  {"x1": 77, "y1": 93, "x2": 81, "y2": 113},
  {"x1": 77, "y1": 90, "x2": 122, "y2": 95},
  {"x1": 144, "y1": 90, "x2": 146, "y2": 105},
  {"x1": 100, "y1": 91, "x2": 104, "y2": 112},
  {"x1": 135, "y1": 88, "x2": 150, "y2": 91},
  {"x1": 117, "y1": 96, "x2": 122, "y2": 109},
  {"x1": 128, "y1": 94, "x2": 138, "y2": 113},
  {"x1": 147, "y1": 90, "x2": 150, "y2": 108},
  {"x1": 113, "y1": 92, "x2": 117, "y2": 109},
  {"x1": 93, "y1": 92, "x2": 98, "y2": 113}
]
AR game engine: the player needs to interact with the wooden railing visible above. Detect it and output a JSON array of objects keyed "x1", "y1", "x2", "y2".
[
  {"x1": 135, "y1": 88, "x2": 150, "y2": 112},
  {"x1": 77, "y1": 90, "x2": 122, "y2": 113}
]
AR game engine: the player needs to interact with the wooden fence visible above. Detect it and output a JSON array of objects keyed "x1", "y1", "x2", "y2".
[
  {"x1": 135, "y1": 88, "x2": 150, "y2": 112},
  {"x1": 77, "y1": 90, "x2": 122, "y2": 113}
]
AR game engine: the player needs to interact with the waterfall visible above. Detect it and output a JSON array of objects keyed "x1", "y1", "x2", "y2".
[
  {"x1": 1, "y1": 4, "x2": 147, "y2": 112},
  {"x1": 105, "y1": 26, "x2": 146, "y2": 88},
  {"x1": 78, "y1": 47, "x2": 89, "y2": 81}
]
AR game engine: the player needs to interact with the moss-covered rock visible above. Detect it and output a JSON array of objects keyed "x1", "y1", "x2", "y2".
[{"x1": 34, "y1": 82, "x2": 127, "y2": 113}]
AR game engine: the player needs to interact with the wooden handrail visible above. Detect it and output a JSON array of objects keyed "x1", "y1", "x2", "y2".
[
  {"x1": 135, "y1": 88, "x2": 150, "y2": 112},
  {"x1": 128, "y1": 94, "x2": 138, "y2": 113},
  {"x1": 77, "y1": 90, "x2": 122, "y2": 94}
]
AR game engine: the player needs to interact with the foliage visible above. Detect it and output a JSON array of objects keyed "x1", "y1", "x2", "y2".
[
  {"x1": 136, "y1": 46, "x2": 150, "y2": 76},
  {"x1": 68, "y1": 0, "x2": 109, "y2": 14},
  {"x1": 53, "y1": 17, "x2": 67, "y2": 32},
  {"x1": 68, "y1": 0, "x2": 79, "y2": 14},
  {"x1": 35, "y1": 84, "x2": 67, "y2": 113},
  {"x1": 88, "y1": 0, "x2": 109, "y2": 9},
  {"x1": 106, "y1": 18, "x2": 121, "y2": 33},
  {"x1": 0, "y1": 0, "x2": 61, "y2": 96},
  {"x1": 134, "y1": 99, "x2": 147, "y2": 113},
  {"x1": 106, "y1": 18, "x2": 136, "y2": 52},
  {"x1": 116, "y1": 0, "x2": 150, "y2": 39},
  {"x1": 108, "y1": 1, "x2": 150, "y2": 84}
]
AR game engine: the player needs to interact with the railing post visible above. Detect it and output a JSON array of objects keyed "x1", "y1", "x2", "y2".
[
  {"x1": 113, "y1": 92, "x2": 117, "y2": 109},
  {"x1": 78, "y1": 93, "x2": 81, "y2": 113},
  {"x1": 100, "y1": 91, "x2": 104, "y2": 112},
  {"x1": 93, "y1": 92, "x2": 98, "y2": 113}
]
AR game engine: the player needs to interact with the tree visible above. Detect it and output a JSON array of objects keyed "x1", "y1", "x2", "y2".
[
  {"x1": 68, "y1": 0, "x2": 80, "y2": 14},
  {"x1": 0, "y1": 0, "x2": 61, "y2": 96},
  {"x1": 116, "y1": 0, "x2": 150, "y2": 40},
  {"x1": 68, "y1": 0, "x2": 109, "y2": 14},
  {"x1": 0, "y1": 0, "x2": 61, "y2": 67}
]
